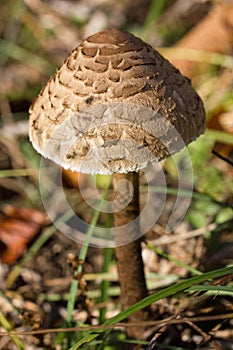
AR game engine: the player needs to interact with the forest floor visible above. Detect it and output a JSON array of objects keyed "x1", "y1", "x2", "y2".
[{"x1": 0, "y1": 1, "x2": 233, "y2": 349}]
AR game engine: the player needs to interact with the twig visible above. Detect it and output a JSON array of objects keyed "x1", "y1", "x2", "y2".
[
  {"x1": 150, "y1": 222, "x2": 216, "y2": 246},
  {"x1": 212, "y1": 149, "x2": 233, "y2": 167}
]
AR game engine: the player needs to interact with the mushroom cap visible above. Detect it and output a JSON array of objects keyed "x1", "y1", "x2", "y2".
[{"x1": 29, "y1": 29, "x2": 205, "y2": 174}]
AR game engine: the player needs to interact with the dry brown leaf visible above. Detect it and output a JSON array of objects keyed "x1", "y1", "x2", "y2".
[
  {"x1": 168, "y1": 2, "x2": 233, "y2": 158},
  {"x1": 170, "y1": 2, "x2": 233, "y2": 78},
  {"x1": 0, "y1": 206, "x2": 48, "y2": 264}
]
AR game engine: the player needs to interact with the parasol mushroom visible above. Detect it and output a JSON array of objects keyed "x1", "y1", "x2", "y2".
[{"x1": 29, "y1": 29, "x2": 205, "y2": 339}]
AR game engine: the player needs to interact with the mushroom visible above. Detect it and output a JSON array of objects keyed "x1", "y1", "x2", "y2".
[{"x1": 29, "y1": 29, "x2": 205, "y2": 338}]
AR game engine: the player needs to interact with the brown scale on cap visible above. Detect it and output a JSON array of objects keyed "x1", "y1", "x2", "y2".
[{"x1": 29, "y1": 29, "x2": 205, "y2": 174}]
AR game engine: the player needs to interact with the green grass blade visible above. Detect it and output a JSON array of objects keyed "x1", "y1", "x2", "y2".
[
  {"x1": 69, "y1": 333, "x2": 100, "y2": 350},
  {"x1": 0, "y1": 311, "x2": 25, "y2": 350},
  {"x1": 66, "y1": 190, "x2": 109, "y2": 325},
  {"x1": 70, "y1": 266, "x2": 233, "y2": 349},
  {"x1": 0, "y1": 168, "x2": 36, "y2": 177},
  {"x1": 147, "y1": 243, "x2": 202, "y2": 276},
  {"x1": 159, "y1": 47, "x2": 233, "y2": 69},
  {"x1": 0, "y1": 39, "x2": 53, "y2": 74},
  {"x1": 206, "y1": 129, "x2": 233, "y2": 145},
  {"x1": 187, "y1": 285, "x2": 233, "y2": 296},
  {"x1": 105, "y1": 266, "x2": 233, "y2": 325},
  {"x1": 144, "y1": 0, "x2": 167, "y2": 28},
  {"x1": 98, "y1": 248, "x2": 113, "y2": 324}
]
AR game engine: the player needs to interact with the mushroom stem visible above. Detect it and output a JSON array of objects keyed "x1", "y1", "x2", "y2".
[{"x1": 113, "y1": 172, "x2": 149, "y2": 339}]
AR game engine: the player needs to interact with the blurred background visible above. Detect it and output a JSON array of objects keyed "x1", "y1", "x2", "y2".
[{"x1": 0, "y1": 0, "x2": 233, "y2": 349}]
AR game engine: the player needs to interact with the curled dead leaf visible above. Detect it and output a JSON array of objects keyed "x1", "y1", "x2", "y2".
[{"x1": 0, "y1": 206, "x2": 48, "y2": 264}]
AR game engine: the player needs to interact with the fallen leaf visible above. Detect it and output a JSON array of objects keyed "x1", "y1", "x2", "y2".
[{"x1": 0, "y1": 206, "x2": 48, "y2": 264}]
